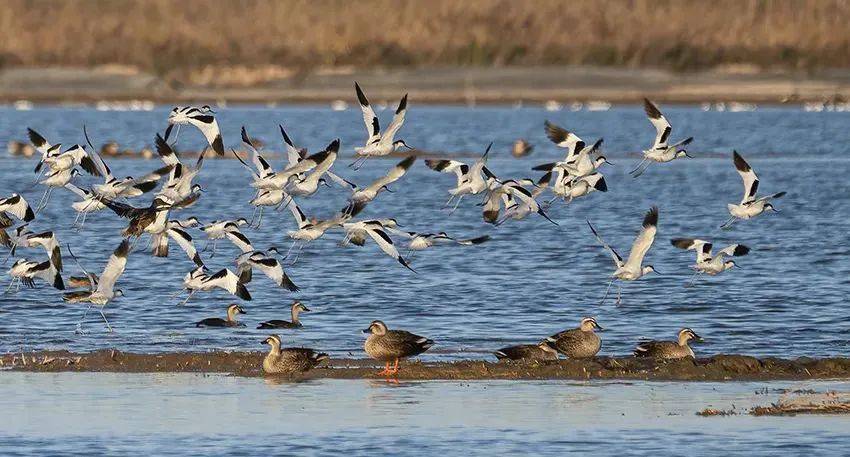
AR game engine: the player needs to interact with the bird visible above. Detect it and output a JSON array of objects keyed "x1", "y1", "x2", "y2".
[
  {"x1": 180, "y1": 266, "x2": 251, "y2": 305},
  {"x1": 330, "y1": 156, "x2": 416, "y2": 203},
  {"x1": 235, "y1": 248, "x2": 299, "y2": 292},
  {"x1": 261, "y1": 334, "x2": 328, "y2": 375},
  {"x1": 81, "y1": 126, "x2": 166, "y2": 200},
  {"x1": 543, "y1": 120, "x2": 586, "y2": 162},
  {"x1": 27, "y1": 127, "x2": 61, "y2": 175},
  {"x1": 493, "y1": 178, "x2": 558, "y2": 226},
  {"x1": 721, "y1": 151, "x2": 786, "y2": 228},
  {"x1": 363, "y1": 320, "x2": 433, "y2": 376},
  {"x1": 285, "y1": 139, "x2": 339, "y2": 198},
  {"x1": 351, "y1": 82, "x2": 412, "y2": 169},
  {"x1": 167, "y1": 105, "x2": 224, "y2": 155},
  {"x1": 341, "y1": 220, "x2": 416, "y2": 272},
  {"x1": 6, "y1": 258, "x2": 63, "y2": 293},
  {"x1": 671, "y1": 238, "x2": 750, "y2": 285},
  {"x1": 63, "y1": 239, "x2": 130, "y2": 332},
  {"x1": 546, "y1": 317, "x2": 604, "y2": 359},
  {"x1": 549, "y1": 171, "x2": 608, "y2": 204},
  {"x1": 534, "y1": 136, "x2": 609, "y2": 182},
  {"x1": 634, "y1": 328, "x2": 703, "y2": 360},
  {"x1": 284, "y1": 200, "x2": 363, "y2": 263},
  {"x1": 37, "y1": 168, "x2": 81, "y2": 211},
  {"x1": 425, "y1": 143, "x2": 498, "y2": 213},
  {"x1": 101, "y1": 196, "x2": 177, "y2": 238},
  {"x1": 588, "y1": 206, "x2": 660, "y2": 305},
  {"x1": 630, "y1": 98, "x2": 694, "y2": 177},
  {"x1": 199, "y1": 218, "x2": 249, "y2": 256},
  {"x1": 196, "y1": 304, "x2": 246, "y2": 328},
  {"x1": 494, "y1": 341, "x2": 559, "y2": 362},
  {"x1": 389, "y1": 230, "x2": 491, "y2": 253},
  {"x1": 15, "y1": 230, "x2": 62, "y2": 271},
  {"x1": 0, "y1": 194, "x2": 35, "y2": 223},
  {"x1": 63, "y1": 183, "x2": 106, "y2": 228},
  {"x1": 154, "y1": 133, "x2": 206, "y2": 203},
  {"x1": 150, "y1": 222, "x2": 204, "y2": 267},
  {"x1": 257, "y1": 300, "x2": 310, "y2": 329}
]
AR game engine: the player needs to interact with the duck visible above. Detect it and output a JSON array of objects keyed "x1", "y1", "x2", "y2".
[
  {"x1": 196, "y1": 304, "x2": 246, "y2": 327},
  {"x1": 546, "y1": 317, "x2": 603, "y2": 359},
  {"x1": 257, "y1": 301, "x2": 310, "y2": 329},
  {"x1": 634, "y1": 328, "x2": 703, "y2": 360},
  {"x1": 261, "y1": 334, "x2": 328, "y2": 375},
  {"x1": 494, "y1": 341, "x2": 559, "y2": 361},
  {"x1": 363, "y1": 320, "x2": 433, "y2": 376}
]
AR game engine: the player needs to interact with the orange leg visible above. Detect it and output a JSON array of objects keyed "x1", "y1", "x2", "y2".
[
  {"x1": 377, "y1": 361, "x2": 392, "y2": 376},
  {"x1": 389, "y1": 358, "x2": 399, "y2": 375}
]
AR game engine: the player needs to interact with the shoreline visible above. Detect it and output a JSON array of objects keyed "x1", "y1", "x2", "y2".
[
  {"x1": 1, "y1": 66, "x2": 849, "y2": 105},
  {"x1": 5, "y1": 350, "x2": 850, "y2": 381}
]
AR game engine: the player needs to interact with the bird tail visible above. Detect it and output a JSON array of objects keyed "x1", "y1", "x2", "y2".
[
  {"x1": 494, "y1": 351, "x2": 508, "y2": 360},
  {"x1": 256, "y1": 322, "x2": 274, "y2": 329}
]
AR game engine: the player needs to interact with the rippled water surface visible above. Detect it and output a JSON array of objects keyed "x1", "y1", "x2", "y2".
[
  {"x1": 2, "y1": 373, "x2": 850, "y2": 455},
  {"x1": 0, "y1": 105, "x2": 848, "y2": 357}
]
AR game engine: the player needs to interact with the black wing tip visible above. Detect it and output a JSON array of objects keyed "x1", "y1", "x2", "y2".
[
  {"x1": 240, "y1": 126, "x2": 251, "y2": 145},
  {"x1": 354, "y1": 81, "x2": 369, "y2": 106},
  {"x1": 532, "y1": 162, "x2": 556, "y2": 171},
  {"x1": 279, "y1": 124, "x2": 294, "y2": 146},
  {"x1": 424, "y1": 159, "x2": 447, "y2": 171},
  {"x1": 594, "y1": 176, "x2": 608, "y2": 192},
  {"x1": 326, "y1": 139, "x2": 341, "y2": 153},
  {"x1": 399, "y1": 257, "x2": 417, "y2": 273},
  {"x1": 212, "y1": 135, "x2": 224, "y2": 155},
  {"x1": 643, "y1": 98, "x2": 662, "y2": 118},
  {"x1": 643, "y1": 206, "x2": 659, "y2": 228},
  {"x1": 396, "y1": 93, "x2": 408, "y2": 113},
  {"x1": 53, "y1": 271, "x2": 65, "y2": 290},
  {"x1": 469, "y1": 235, "x2": 491, "y2": 244},
  {"x1": 236, "y1": 282, "x2": 252, "y2": 301},
  {"x1": 398, "y1": 155, "x2": 417, "y2": 169},
  {"x1": 773, "y1": 191, "x2": 787, "y2": 199},
  {"x1": 543, "y1": 120, "x2": 568, "y2": 144},
  {"x1": 24, "y1": 206, "x2": 36, "y2": 222},
  {"x1": 282, "y1": 274, "x2": 300, "y2": 292},
  {"x1": 670, "y1": 238, "x2": 693, "y2": 249},
  {"x1": 734, "y1": 245, "x2": 751, "y2": 256},
  {"x1": 27, "y1": 128, "x2": 46, "y2": 146},
  {"x1": 115, "y1": 239, "x2": 131, "y2": 257},
  {"x1": 732, "y1": 150, "x2": 750, "y2": 171},
  {"x1": 133, "y1": 180, "x2": 158, "y2": 194}
]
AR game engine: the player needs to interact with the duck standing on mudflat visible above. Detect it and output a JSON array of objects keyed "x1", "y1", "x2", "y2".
[
  {"x1": 196, "y1": 304, "x2": 246, "y2": 327},
  {"x1": 261, "y1": 334, "x2": 328, "y2": 375},
  {"x1": 634, "y1": 328, "x2": 703, "y2": 360},
  {"x1": 363, "y1": 320, "x2": 433, "y2": 376},
  {"x1": 257, "y1": 300, "x2": 310, "y2": 329},
  {"x1": 547, "y1": 317, "x2": 603, "y2": 359},
  {"x1": 494, "y1": 340, "x2": 559, "y2": 361}
]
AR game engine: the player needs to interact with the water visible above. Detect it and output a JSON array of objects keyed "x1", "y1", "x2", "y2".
[
  {"x1": 1, "y1": 373, "x2": 849, "y2": 455},
  {"x1": 0, "y1": 105, "x2": 848, "y2": 358}
]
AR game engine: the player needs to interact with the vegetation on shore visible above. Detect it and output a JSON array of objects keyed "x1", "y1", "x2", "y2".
[{"x1": 1, "y1": 0, "x2": 848, "y2": 86}]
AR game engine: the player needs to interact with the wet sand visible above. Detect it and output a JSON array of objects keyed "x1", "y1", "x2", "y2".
[{"x1": 5, "y1": 350, "x2": 850, "y2": 381}]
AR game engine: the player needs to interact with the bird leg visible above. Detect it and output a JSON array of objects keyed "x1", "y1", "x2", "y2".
[
  {"x1": 719, "y1": 216, "x2": 737, "y2": 230},
  {"x1": 178, "y1": 290, "x2": 195, "y2": 306},
  {"x1": 253, "y1": 207, "x2": 265, "y2": 229},
  {"x1": 615, "y1": 285, "x2": 622, "y2": 306},
  {"x1": 349, "y1": 155, "x2": 370, "y2": 170},
  {"x1": 377, "y1": 361, "x2": 392, "y2": 376},
  {"x1": 685, "y1": 271, "x2": 703, "y2": 288},
  {"x1": 4, "y1": 277, "x2": 19, "y2": 294},
  {"x1": 287, "y1": 243, "x2": 305, "y2": 265},
  {"x1": 442, "y1": 195, "x2": 456, "y2": 209},
  {"x1": 599, "y1": 278, "x2": 615, "y2": 305},
  {"x1": 99, "y1": 308, "x2": 113, "y2": 333},
  {"x1": 447, "y1": 195, "x2": 464, "y2": 215},
  {"x1": 390, "y1": 358, "x2": 399, "y2": 374},
  {"x1": 628, "y1": 158, "x2": 648, "y2": 176}
]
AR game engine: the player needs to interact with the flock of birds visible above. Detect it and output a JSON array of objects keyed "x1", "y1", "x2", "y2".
[{"x1": 0, "y1": 82, "x2": 787, "y2": 376}]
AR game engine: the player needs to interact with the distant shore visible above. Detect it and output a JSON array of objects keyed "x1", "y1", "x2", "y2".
[
  {"x1": 6, "y1": 349, "x2": 850, "y2": 381},
  {"x1": 1, "y1": 66, "x2": 849, "y2": 105}
]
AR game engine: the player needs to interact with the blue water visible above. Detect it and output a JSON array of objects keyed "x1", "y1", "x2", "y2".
[
  {"x1": 2, "y1": 373, "x2": 849, "y2": 456},
  {"x1": 0, "y1": 105, "x2": 848, "y2": 358}
]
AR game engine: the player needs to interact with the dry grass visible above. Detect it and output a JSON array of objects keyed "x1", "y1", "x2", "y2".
[{"x1": 1, "y1": 0, "x2": 849, "y2": 81}]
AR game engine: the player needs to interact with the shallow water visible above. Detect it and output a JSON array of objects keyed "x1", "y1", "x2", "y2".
[
  {"x1": 0, "y1": 105, "x2": 848, "y2": 358},
  {"x1": 1, "y1": 373, "x2": 849, "y2": 455}
]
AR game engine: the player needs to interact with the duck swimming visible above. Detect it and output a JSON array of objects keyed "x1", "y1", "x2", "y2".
[
  {"x1": 196, "y1": 304, "x2": 246, "y2": 327},
  {"x1": 257, "y1": 300, "x2": 310, "y2": 329}
]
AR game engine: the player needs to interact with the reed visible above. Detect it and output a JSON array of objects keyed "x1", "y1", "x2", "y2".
[{"x1": 0, "y1": 0, "x2": 847, "y2": 80}]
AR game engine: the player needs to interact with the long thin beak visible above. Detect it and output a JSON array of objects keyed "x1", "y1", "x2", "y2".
[
  {"x1": 770, "y1": 207, "x2": 781, "y2": 213},
  {"x1": 604, "y1": 160, "x2": 614, "y2": 166},
  {"x1": 653, "y1": 269, "x2": 662, "y2": 275},
  {"x1": 403, "y1": 144, "x2": 414, "y2": 150},
  {"x1": 684, "y1": 152, "x2": 694, "y2": 159}
]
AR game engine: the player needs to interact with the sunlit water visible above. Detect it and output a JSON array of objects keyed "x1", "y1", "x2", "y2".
[
  {"x1": 2, "y1": 373, "x2": 849, "y2": 455},
  {"x1": 0, "y1": 106, "x2": 848, "y2": 358}
]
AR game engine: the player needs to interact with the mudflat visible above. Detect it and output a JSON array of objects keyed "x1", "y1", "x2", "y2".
[{"x1": 5, "y1": 350, "x2": 850, "y2": 381}]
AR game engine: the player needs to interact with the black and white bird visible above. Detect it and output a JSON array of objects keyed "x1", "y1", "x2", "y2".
[
  {"x1": 151, "y1": 220, "x2": 204, "y2": 267},
  {"x1": 0, "y1": 194, "x2": 35, "y2": 223},
  {"x1": 543, "y1": 120, "x2": 587, "y2": 162},
  {"x1": 167, "y1": 105, "x2": 224, "y2": 155},
  {"x1": 721, "y1": 151, "x2": 786, "y2": 228},
  {"x1": 199, "y1": 218, "x2": 249, "y2": 256},
  {"x1": 630, "y1": 99, "x2": 693, "y2": 177},
  {"x1": 671, "y1": 238, "x2": 749, "y2": 285},
  {"x1": 494, "y1": 178, "x2": 558, "y2": 226},
  {"x1": 285, "y1": 139, "x2": 339, "y2": 197},
  {"x1": 63, "y1": 239, "x2": 130, "y2": 332},
  {"x1": 587, "y1": 206, "x2": 660, "y2": 304},
  {"x1": 390, "y1": 229, "x2": 491, "y2": 253},
  {"x1": 330, "y1": 156, "x2": 416, "y2": 203},
  {"x1": 14, "y1": 230, "x2": 62, "y2": 271},
  {"x1": 6, "y1": 258, "x2": 63, "y2": 292},
  {"x1": 350, "y1": 82, "x2": 412, "y2": 169},
  {"x1": 235, "y1": 247, "x2": 299, "y2": 292},
  {"x1": 154, "y1": 133, "x2": 205, "y2": 203},
  {"x1": 341, "y1": 220, "x2": 416, "y2": 272},
  {"x1": 425, "y1": 143, "x2": 498, "y2": 213},
  {"x1": 28, "y1": 127, "x2": 61, "y2": 175},
  {"x1": 180, "y1": 266, "x2": 251, "y2": 305},
  {"x1": 284, "y1": 200, "x2": 363, "y2": 262}
]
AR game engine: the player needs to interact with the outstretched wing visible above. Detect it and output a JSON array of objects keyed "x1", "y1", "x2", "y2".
[
  {"x1": 167, "y1": 228, "x2": 204, "y2": 267},
  {"x1": 355, "y1": 82, "x2": 381, "y2": 144},
  {"x1": 96, "y1": 239, "x2": 130, "y2": 296},
  {"x1": 365, "y1": 227, "x2": 416, "y2": 272},
  {"x1": 380, "y1": 93, "x2": 408, "y2": 144},
  {"x1": 732, "y1": 150, "x2": 759, "y2": 204},
  {"x1": 643, "y1": 98, "x2": 672, "y2": 149},
  {"x1": 625, "y1": 206, "x2": 658, "y2": 270},
  {"x1": 587, "y1": 220, "x2": 623, "y2": 267}
]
